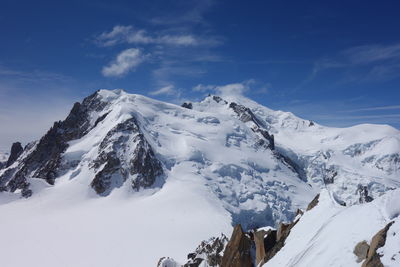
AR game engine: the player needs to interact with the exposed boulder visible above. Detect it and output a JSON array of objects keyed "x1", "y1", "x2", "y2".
[
  {"x1": 306, "y1": 193, "x2": 320, "y2": 211},
  {"x1": 221, "y1": 224, "x2": 252, "y2": 267},
  {"x1": 354, "y1": 240, "x2": 369, "y2": 263},
  {"x1": 361, "y1": 221, "x2": 394, "y2": 267},
  {"x1": 5, "y1": 142, "x2": 23, "y2": 168}
]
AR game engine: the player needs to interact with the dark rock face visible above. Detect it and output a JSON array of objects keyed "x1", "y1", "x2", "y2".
[
  {"x1": 221, "y1": 224, "x2": 252, "y2": 267},
  {"x1": 183, "y1": 234, "x2": 228, "y2": 267},
  {"x1": 354, "y1": 240, "x2": 369, "y2": 263},
  {"x1": 212, "y1": 95, "x2": 228, "y2": 104},
  {"x1": 229, "y1": 102, "x2": 275, "y2": 150},
  {"x1": 323, "y1": 167, "x2": 337, "y2": 184},
  {"x1": 181, "y1": 102, "x2": 193, "y2": 109},
  {"x1": 306, "y1": 193, "x2": 320, "y2": 211},
  {"x1": 5, "y1": 142, "x2": 23, "y2": 168},
  {"x1": 361, "y1": 221, "x2": 394, "y2": 267},
  {"x1": 357, "y1": 185, "x2": 374, "y2": 203},
  {"x1": 229, "y1": 102, "x2": 262, "y2": 126},
  {"x1": 91, "y1": 117, "x2": 163, "y2": 195},
  {"x1": 0, "y1": 91, "x2": 109, "y2": 195}
]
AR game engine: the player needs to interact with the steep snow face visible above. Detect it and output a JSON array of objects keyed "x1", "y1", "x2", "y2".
[
  {"x1": 221, "y1": 96, "x2": 400, "y2": 205},
  {"x1": 266, "y1": 189, "x2": 400, "y2": 267},
  {"x1": 0, "y1": 89, "x2": 317, "y2": 267},
  {"x1": 0, "y1": 89, "x2": 398, "y2": 266}
]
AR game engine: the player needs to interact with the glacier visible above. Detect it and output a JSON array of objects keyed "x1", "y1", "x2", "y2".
[{"x1": 0, "y1": 89, "x2": 398, "y2": 267}]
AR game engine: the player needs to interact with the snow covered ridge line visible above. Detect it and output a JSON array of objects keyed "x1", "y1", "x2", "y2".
[
  {"x1": 0, "y1": 90, "x2": 165, "y2": 197},
  {"x1": 0, "y1": 88, "x2": 399, "y2": 213},
  {"x1": 0, "y1": 88, "x2": 398, "y2": 266},
  {"x1": 158, "y1": 189, "x2": 400, "y2": 267}
]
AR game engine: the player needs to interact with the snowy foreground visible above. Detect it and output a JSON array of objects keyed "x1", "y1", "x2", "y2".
[
  {"x1": 267, "y1": 189, "x2": 400, "y2": 267},
  {"x1": 0, "y1": 89, "x2": 399, "y2": 266}
]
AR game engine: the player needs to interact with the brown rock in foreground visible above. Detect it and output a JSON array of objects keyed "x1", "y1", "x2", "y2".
[
  {"x1": 306, "y1": 193, "x2": 320, "y2": 211},
  {"x1": 254, "y1": 229, "x2": 268, "y2": 266},
  {"x1": 221, "y1": 224, "x2": 252, "y2": 267},
  {"x1": 353, "y1": 240, "x2": 369, "y2": 263},
  {"x1": 361, "y1": 221, "x2": 394, "y2": 267}
]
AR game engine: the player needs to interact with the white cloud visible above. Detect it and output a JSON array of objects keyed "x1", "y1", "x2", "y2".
[
  {"x1": 149, "y1": 85, "x2": 176, "y2": 96},
  {"x1": 311, "y1": 43, "x2": 400, "y2": 82},
  {"x1": 102, "y1": 48, "x2": 145, "y2": 77},
  {"x1": 193, "y1": 80, "x2": 258, "y2": 96},
  {"x1": 192, "y1": 84, "x2": 216, "y2": 92},
  {"x1": 215, "y1": 83, "x2": 248, "y2": 97},
  {"x1": 96, "y1": 25, "x2": 210, "y2": 47},
  {"x1": 343, "y1": 105, "x2": 400, "y2": 112}
]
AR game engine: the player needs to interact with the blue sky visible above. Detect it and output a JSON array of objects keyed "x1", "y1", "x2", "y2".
[{"x1": 0, "y1": 0, "x2": 400, "y2": 149}]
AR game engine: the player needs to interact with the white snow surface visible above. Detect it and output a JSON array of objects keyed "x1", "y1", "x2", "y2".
[
  {"x1": 267, "y1": 188, "x2": 400, "y2": 267},
  {"x1": 0, "y1": 89, "x2": 399, "y2": 267}
]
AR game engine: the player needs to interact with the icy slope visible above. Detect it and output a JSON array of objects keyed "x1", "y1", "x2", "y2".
[
  {"x1": 0, "y1": 89, "x2": 316, "y2": 266},
  {"x1": 0, "y1": 89, "x2": 398, "y2": 267},
  {"x1": 266, "y1": 188, "x2": 400, "y2": 267},
  {"x1": 215, "y1": 95, "x2": 400, "y2": 205}
]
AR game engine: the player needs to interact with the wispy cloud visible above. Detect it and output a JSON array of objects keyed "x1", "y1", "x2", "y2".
[
  {"x1": 102, "y1": 48, "x2": 146, "y2": 77},
  {"x1": 343, "y1": 105, "x2": 400, "y2": 112},
  {"x1": 149, "y1": 85, "x2": 177, "y2": 96},
  {"x1": 192, "y1": 79, "x2": 269, "y2": 96},
  {"x1": 0, "y1": 65, "x2": 71, "y2": 83},
  {"x1": 95, "y1": 25, "x2": 220, "y2": 47},
  {"x1": 311, "y1": 42, "x2": 400, "y2": 82},
  {"x1": 343, "y1": 43, "x2": 400, "y2": 65}
]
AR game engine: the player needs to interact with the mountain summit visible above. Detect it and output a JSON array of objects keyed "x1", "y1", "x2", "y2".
[{"x1": 0, "y1": 89, "x2": 399, "y2": 266}]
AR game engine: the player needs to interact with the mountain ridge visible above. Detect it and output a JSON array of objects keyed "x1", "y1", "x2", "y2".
[{"x1": 0, "y1": 89, "x2": 399, "y2": 266}]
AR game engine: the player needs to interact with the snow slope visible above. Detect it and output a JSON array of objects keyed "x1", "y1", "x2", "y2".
[
  {"x1": 267, "y1": 188, "x2": 400, "y2": 267},
  {"x1": 0, "y1": 89, "x2": 398, "y2": 267},
  {"x1": 219, "y1": 94, "x2": 400, "y2": 205},
  {"x1": 0, "y1": 90, "x2": 314, "y2": 266}
]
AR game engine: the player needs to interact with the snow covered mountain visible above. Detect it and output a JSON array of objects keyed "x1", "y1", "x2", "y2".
[{"x1": 0, "y1": 89, "x2": 399, "y2": 266}]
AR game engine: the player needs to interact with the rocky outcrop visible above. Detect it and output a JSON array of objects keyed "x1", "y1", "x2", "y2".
[
  {"x1": 5, "y1": 142, "x2": 23, "y2": 168},
  {"x1": 157, "y1": 257, "x2": 180, "y2": 267},
  {"x1": 354, "y1": 240, "x2": 369, "y2": 263},
  {"x1": 306, "y1": 193, "x2": 320, "y2": 211},
  {"x1": 156, "y1": 234, "x2": 228, "y2": 267},
  {"x1": 181, "y1": 102, "x2": 193, "y2": 109},
  {"x1": 0, "y1": 90, "x2": 110, "y2": 196},
  {"x1": 91, "y1": 117, "x2": 163, "y2": 195},
  {"x1": 357, "y1": 185, "x2": 374, "y2": 203},
  {"x1": 184, "y1": 234, "x2": 228, "y2": 267},
  {"x1": 254, "y1": 229, "x2": 268, "y2": 265},
  {"x1": 361, "y1": 221, "x2": 394, "y2": 267},
  {"x1": 221, "y1": 224, "x2": 252, "y2": 267}
]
